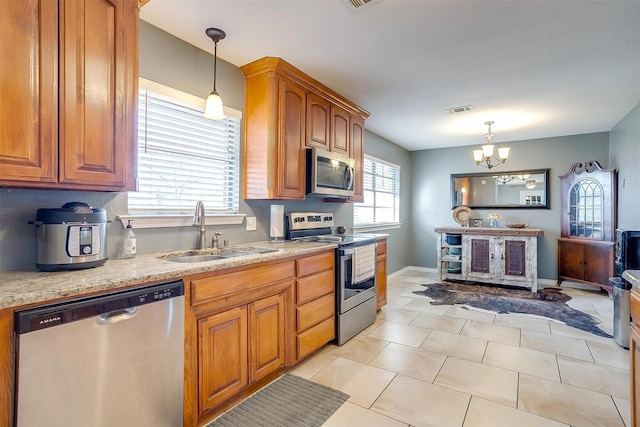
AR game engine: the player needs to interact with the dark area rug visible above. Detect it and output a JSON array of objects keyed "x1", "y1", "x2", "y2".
[
  {"x1": 413, "y1": 281, "x2": 611, "y2": 338},
  {"x1": 206, "y1": 374, "x2": 349, "y2": 427}
]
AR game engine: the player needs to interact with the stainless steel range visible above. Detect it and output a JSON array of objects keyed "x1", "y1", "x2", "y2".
[{"x1": 287, "y1": 212, "x2": 377, "y2": 345}]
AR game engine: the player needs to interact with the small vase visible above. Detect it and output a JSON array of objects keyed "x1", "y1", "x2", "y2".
[{"x1": 489, "y1": 218, "x2": 498, "y2": 228}]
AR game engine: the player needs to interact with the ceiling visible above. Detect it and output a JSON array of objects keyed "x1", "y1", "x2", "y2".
[{"x1": 140, "y1": 0, "x2": 640, "y2": 152}]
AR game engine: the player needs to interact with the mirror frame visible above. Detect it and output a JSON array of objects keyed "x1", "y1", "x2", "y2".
[{"x1": 450, "y1": 168, "x2": 550, "y2": 210}]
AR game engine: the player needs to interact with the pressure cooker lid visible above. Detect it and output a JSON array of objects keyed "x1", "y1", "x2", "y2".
[{"x1": 36, "y1": 202, "x2": 107, "y2": 224}]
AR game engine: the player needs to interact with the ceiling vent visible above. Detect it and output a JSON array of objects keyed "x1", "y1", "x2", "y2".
[
  {"x1": 446, "y1": 105, "x2": 473, "y2": 115},
  {"x1": 342, "y1": 0, "x2": 382, "y2": 11}
]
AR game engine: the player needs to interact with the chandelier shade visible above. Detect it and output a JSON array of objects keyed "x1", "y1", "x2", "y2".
[{"x1": 473, "y1": 121, "x2": 510, "y2": 169}]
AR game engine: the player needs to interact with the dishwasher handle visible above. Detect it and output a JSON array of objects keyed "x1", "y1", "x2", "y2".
[{"x1": 96, "y1": 307, "x2": 138, "y2": 325}]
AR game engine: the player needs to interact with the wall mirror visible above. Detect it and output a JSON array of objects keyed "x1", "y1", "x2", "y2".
[{"x1": 451, "y1": 168, "x2": 550, "y2": 209}]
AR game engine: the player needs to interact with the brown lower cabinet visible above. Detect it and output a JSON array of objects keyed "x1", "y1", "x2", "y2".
[
  {"x1": 184, "y1": 250, "x2": 335, "y2": 426},
  {"x1": 0, "y1": 250, "x2": 337, "y2": 427},
  {"x1": 630, "y1": 287, "x2": 640, "y2": 426},
  {"x1": 376, "y1": 239, "x2": 388, "y2": 310},
  {"x1": 557, "y1": 238, "x2": 614, "y2": 294}
]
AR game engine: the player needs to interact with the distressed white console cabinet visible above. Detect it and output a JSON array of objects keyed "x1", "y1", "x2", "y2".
[{"x1": 435, "y1": 227, "x2": 544, "y2": 292}]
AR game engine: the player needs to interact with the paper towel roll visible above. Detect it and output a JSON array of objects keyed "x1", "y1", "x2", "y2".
[{"x1": 270, "y1": 205, "x2": 284, "y2": 239}]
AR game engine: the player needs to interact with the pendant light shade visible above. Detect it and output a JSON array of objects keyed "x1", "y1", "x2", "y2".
[
  {"x1": 203, "y1": 27, "x2": 226, "y2": 120},
  {"x1": 204, "y1": 90, "x2": 224, "y2": 119}
]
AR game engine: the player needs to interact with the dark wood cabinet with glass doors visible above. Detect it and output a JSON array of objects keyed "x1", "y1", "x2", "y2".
[{"x1": 557, "y1": 160, "x2": 617, "y2": 295}]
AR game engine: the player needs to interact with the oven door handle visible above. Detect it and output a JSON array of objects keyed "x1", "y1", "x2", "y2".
[{"x1": 339, "y1": 248, "x2": 355, "y2": 256}]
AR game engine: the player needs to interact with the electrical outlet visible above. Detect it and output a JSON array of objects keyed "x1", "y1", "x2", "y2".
[{"x1": 246, "y1": 217, "x2": 257, "y2": 231}]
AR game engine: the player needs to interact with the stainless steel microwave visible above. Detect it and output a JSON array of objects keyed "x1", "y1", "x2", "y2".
[{"x1": 306, "y1": 148, "x2": 355, "y2": 198}]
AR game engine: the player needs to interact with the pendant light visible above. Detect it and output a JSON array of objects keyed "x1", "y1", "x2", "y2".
[
  {"x1": 472, "y1": 121, "x2": 510, "y2": 169},
  {"x1": 203, "y1": 27, "x2": 226, "y2": 120}
]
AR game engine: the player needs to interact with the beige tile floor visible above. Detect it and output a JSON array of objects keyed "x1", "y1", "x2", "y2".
[{"x1": 290, "y1": 269, "x2": 631, "y2": 427}]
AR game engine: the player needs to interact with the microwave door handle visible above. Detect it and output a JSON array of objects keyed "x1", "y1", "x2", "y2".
[{"x1": 344, "y1": 165, "x2": 354, "y2": 191}]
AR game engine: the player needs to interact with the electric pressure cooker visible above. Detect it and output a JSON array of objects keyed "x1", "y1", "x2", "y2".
[{"x1": 31, "y1": 202, "x2": 108, "y2": 271}]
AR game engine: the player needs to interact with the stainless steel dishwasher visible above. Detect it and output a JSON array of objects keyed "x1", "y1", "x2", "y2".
[{"x1": 13, "y1": 280, "x2": 184, "y2": 427}]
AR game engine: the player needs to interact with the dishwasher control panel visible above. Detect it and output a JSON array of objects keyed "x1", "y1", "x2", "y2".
[{"x1": 15, "y1": 280, "x2": 184, "y2": 334}]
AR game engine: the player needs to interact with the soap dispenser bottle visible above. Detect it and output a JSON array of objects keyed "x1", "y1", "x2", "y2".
[{"x1": 117, "y1": 220, "x2": 136, "y2": 259}]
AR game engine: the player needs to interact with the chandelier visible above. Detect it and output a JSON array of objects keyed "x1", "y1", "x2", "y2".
[
  {"x1": 493, "y1": 175, "x2": 515, "y2": 184},
  {"x1": 473, "y1": 121, "x2": 510, "y2": 169}
]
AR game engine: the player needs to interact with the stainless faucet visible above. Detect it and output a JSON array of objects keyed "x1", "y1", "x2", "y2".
[
  {"x1": 193, "y1": 201, "x2": 206, "y2": 249},
  {"x1": 212, "y1": 232, "x2": 222, "y2": 249}
]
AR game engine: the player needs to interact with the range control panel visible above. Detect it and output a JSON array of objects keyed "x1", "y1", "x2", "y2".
[{"x1": 288, "y1": 212, "x2": 335, "y2": 230}]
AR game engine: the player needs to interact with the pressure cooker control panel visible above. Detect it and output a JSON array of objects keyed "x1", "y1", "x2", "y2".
[{"x1": 67, "y1": 225, "x2": 101, "y2": 257}]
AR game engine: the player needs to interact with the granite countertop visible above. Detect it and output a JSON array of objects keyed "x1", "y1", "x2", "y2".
[
  {"x1": 623, "y1": 270, "x2": 640, "y2": 289},
  {"x1": 0, "y1": 241, "x2": 337, "y2": 310}
]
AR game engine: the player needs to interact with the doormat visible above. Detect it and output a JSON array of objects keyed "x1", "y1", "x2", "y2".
[
  {"x1": 413, "y1": 282, "x2": 612, "y2": 338},
  {"x1": 206, "y1": 374, "x2": 350, "y2": 427}
]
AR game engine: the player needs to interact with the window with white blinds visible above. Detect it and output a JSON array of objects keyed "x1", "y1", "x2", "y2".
[
  {"x1": 354, "y1": 155, "x2": 400, "y2": 226},
  {"x1": 129, "y1": 82, "x2": 241, "y2": 214}
]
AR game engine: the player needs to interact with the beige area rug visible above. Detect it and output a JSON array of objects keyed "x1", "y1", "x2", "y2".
[{"x1": 206, "y1": 374, "x2": 349, "y2": 427}]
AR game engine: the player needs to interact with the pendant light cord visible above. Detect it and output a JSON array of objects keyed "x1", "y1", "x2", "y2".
[{"x1": 213, "y1": 42, "x2": 218, "y2": 92}]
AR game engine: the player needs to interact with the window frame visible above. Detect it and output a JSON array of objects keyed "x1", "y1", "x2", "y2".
[
  {"x1": 353, "y1": 154, "x2": 402, "y2": 232},
  {"x1": 119, "y1": 79, "x2": 245, "y2": 229}
]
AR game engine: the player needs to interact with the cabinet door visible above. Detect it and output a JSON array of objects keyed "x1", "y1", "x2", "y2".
[
  {"x1": 558, "y1": 240, "x2": 585, "y2": 280},
  {"x1": 198, "y1": 307, "x2": 248, "y2": 412},
  {"x1": 466, "y1": 237, "x2": 493, "y2": 280},
  {"x1": 276, "y1": 78, "x2": 306, "y2": 199},
  {"x1": 376, "y1": 253, "x2": 387, "y2": 310},
  {"x1": 249, "y1": 292, "x2": 286, "y2": 383},
  {"x1": 59, "y1": 0, "x2": 137, "y2": 190},
  {"x1": 502, "y1": 238, "x2": 527, "y2": 278},
  {"x1": 631, "y1": 324, "x2": 640, "y2": 427},
  {"x1": 306, "y1": 92, "x2": 330, "y2": 150},
  {"x1": 0, "y1": 0, "x2": 58, "y2": 184},
  {"x1": 350, "y1": 114, "x2": 365, "y2": 202},
  {"x1": 330, "y1": 104, "x2": 350, "y2": 156},
  {"x1": 583, "y1": 243, "x2": 613, "y2": 285}
]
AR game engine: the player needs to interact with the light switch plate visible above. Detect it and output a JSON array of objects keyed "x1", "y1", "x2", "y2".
[{"x1": 246, "y1": 217, "x2": 257, "y2": 231}]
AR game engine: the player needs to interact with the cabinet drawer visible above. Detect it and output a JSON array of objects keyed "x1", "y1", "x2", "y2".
[
  {"x1": 297, "y1": 317, "x2": 335, "y2": 360},
  {"x1": 297, "y1": 293, "x2": 335, "y2": 333},
  {"x1": 296, "y1": 269, "x2": 334, "y2": 305},
  {"x1": 296, "y1": 251, "x2": 334, "y2": 277},
  {"x1": 191, "y1": 261, "x2": 295, "y2": 305},
  {"x1": 376, "y1": 239, "x2": 387, "y2": 255},
  {"x1": 631, "y1": 289, "x2": 640, "y2": 325}
]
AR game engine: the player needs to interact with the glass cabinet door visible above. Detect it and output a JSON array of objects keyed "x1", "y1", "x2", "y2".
[
  {"x1": 560, "y1": 160, "x2": 616, "y2": 242},
  {"x1": 569, "y1": 178, "x2": 603, "y2": 239}
]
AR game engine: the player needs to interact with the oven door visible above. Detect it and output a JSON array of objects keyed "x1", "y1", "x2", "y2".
[{"x1": 337, "y1": 243, "x2": 377, "y2": 314}]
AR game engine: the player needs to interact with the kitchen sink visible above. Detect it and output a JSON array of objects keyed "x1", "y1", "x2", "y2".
[
  {"x1": 158, "y1": 246, "x2": 279, "y2": 263},
  {"x1": 165, "y1": 254, "x2": 229, "y2": 263}
]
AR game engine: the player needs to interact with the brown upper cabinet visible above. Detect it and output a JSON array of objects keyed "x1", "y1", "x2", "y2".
[
  {"x1": 240, "y1": 57, "x2": 369, "y2": 200},
  {"x1": 0, "y1": 0, "x2": 139, "y2": 191}
]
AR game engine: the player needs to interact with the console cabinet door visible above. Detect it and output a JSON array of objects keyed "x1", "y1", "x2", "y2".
[
  {"x1": 465, "y1": 236, "x2": 493, "y2": 280},
  {"x1": 198, "y1": 307, "x2": 248, "y2": 412}
]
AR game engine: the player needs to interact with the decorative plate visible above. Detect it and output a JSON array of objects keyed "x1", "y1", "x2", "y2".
[
  {"x1": 505, "y1": 223, "x2": 529, "y2": 229},
  {"x1": 453, "y1": 206, "x2": 474, "y2": 225}
]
